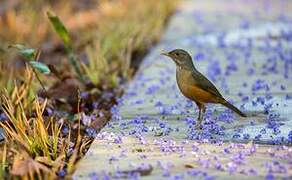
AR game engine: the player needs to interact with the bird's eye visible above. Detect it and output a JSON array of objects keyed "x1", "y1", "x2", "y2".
[{"x1": 175, "y1": 53, "x2": 179, "y2": 56}]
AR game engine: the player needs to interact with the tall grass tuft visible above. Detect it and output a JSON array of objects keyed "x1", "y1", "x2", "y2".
[
  {"x1": 0, "y1": 68, "x2": 86, "y2": 178},
  {"x1": 81, "y1": 0, "x2": 178, "y2": 86}
]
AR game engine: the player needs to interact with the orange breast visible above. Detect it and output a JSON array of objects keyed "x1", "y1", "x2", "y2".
[
  {"x1": 179, "y1": 83, "x2": 215, "y2": 103},
  {"x1": 176, "y1": 68, "x2": 217, "y2": 103}
]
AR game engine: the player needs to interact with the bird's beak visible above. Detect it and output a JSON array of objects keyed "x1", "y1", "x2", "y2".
[{"x1": 161, "y1": 51, "x2": 170, "y2": 57}]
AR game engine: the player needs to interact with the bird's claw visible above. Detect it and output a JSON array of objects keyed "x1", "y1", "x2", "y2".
[{"x1": 194, "y1": 123, "x2": 202, "y2": 130}]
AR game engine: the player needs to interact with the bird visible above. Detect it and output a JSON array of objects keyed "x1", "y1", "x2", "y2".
[{"x1": 161, "y1": 49, "x2": 246, "y2": 128}]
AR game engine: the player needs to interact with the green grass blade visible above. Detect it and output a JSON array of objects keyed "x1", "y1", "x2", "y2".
[
  {"x1": 47, "y1": 11, "x2": 85, "y2": 83},
  {"x1": 47, "y1": 12, "x2": 71, "y2": 49}
]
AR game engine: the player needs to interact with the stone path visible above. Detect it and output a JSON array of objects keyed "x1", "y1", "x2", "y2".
[{"x1": 74, "y1": 0, "x2": 292, "y2": 179}]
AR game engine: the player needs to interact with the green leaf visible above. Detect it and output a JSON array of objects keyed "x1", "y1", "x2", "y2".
[
  {"x1": 20, "y1": 49, "x2": 36, "y2": 60},
  {"x1": 29, "y1": 61, "x2": 51, "y2": 74},
  {"x1": 47, "y1": 11, "x2": 85, "y2": 83},
  {"x1": 47, "y1": 11, "x2": 71, "y2": 49},
  {"x1": 8, "y1": 44, "x2": 36, "y2": 60}
]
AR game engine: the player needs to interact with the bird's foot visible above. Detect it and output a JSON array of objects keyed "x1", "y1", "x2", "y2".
[
  {"x1": 195, "y1": 117, "x2": 203, "y2": 130},
  {"x1": 194, "y1": 123, "x2": 202, "y2": 130}
]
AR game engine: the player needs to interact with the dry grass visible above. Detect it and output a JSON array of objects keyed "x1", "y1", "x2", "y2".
[
  {"x1": 0, "y1": 0, "x2": 178, "y2": 86},
  {"x1": 82, "y1": 0, "x2": 178, "y2": 85},
  {"x1": 0, "y1": 67, "x2": 87, "y2": 179}
]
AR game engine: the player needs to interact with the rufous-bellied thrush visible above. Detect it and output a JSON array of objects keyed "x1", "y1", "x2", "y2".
[{"x1": 162, "y1": 49, "x2": 246, "y2": 128}]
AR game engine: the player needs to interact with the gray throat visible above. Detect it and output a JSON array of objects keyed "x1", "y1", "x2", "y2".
[{"x1": 177, "y1": 60, "x2": 197, "y2": 72}]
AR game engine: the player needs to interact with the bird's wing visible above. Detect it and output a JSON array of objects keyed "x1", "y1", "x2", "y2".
[{"x1": 191, "y1": 70, "x2": 224, "y2": 98}]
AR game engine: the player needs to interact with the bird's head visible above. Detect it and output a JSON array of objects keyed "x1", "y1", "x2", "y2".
[{"x1": 161, "y1": 49, "x2": 193, "y2": 69}]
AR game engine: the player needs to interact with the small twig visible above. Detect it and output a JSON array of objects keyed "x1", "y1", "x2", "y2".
[
  {"x1": 77, "y1": 89, "x2": 81, "y2": 137},
  {"x1": 31, "y1": 67, "x2": 46, "y2": 93},
  {"x1": 31, "y1": 50, "x2": 47, "y2": 93},
  {"x1": 48, "y1": 64, "x2": 62, "y2": 80}
]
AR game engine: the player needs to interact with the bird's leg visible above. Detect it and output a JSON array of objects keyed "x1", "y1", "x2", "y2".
[
  {"x1": 195, "y1": 102, "x2": 203, "y2": 129},
  {"x1": 200, "y1": 105, "x2": 206, "y2": 124},
  {"x1": 196, "y1": 111, "x2": 203, "y2": 129}
]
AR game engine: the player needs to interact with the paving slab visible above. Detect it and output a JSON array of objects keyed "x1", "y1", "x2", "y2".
[
  {"x1": 74, "y1": 0, "x2": 292, "y2": 179},
  {"x1": 76, "y1": 135, "x2": 291, "y2": 180}
]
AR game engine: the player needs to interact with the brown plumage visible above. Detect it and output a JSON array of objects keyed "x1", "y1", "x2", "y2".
[{"x1": 162, "y1": 49, "x2": 246, "y2": 128}]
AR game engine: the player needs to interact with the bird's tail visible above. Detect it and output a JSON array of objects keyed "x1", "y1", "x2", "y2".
[{"x1": 221, "y1": 100, "x2": 247, "y2": 117}]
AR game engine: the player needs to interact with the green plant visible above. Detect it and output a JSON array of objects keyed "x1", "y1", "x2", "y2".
[
  {"x1": 8, "y1": 44, "x2": 50, "y2": 92},
  {"x1": 47, "y1": 12, "x2": 85, "y2": 83}
]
